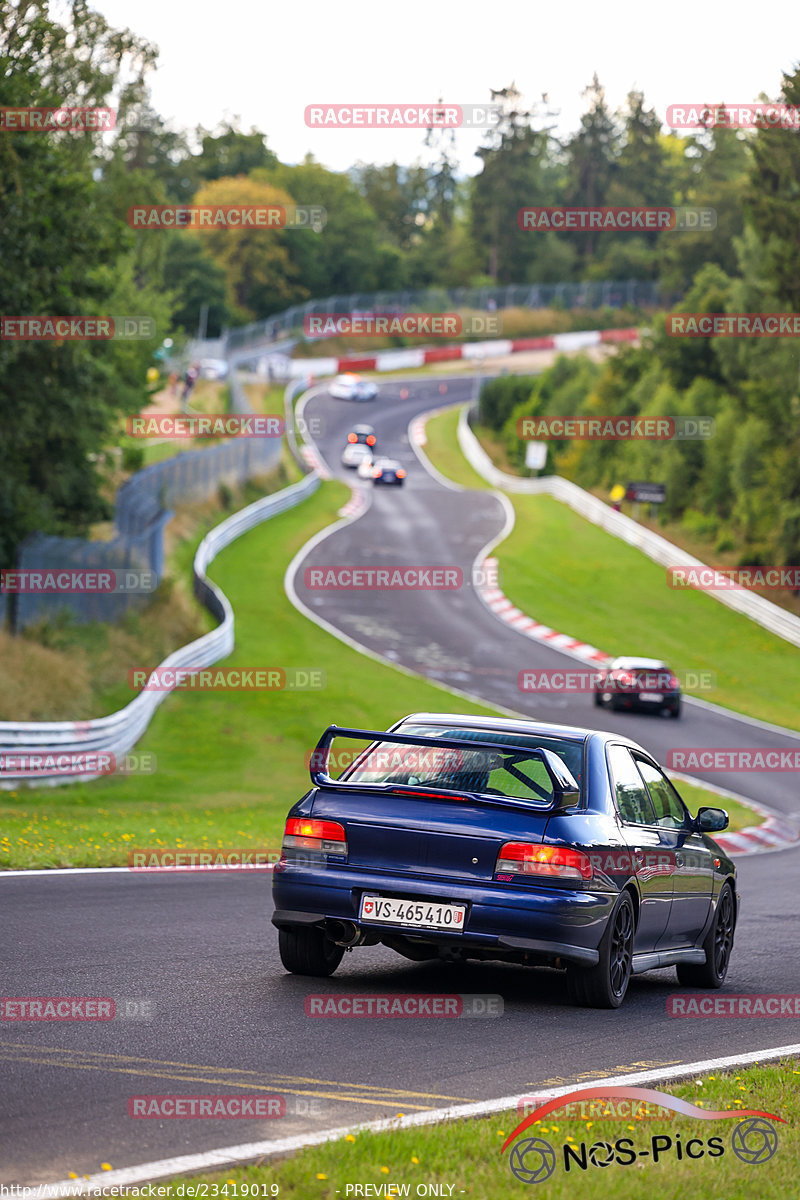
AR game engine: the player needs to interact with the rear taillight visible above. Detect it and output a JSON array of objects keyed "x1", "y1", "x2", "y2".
[
  {"x1": 668, "y1": 674, "x2": 680, "y2": 690},
  {"x1": 283, "y1": 817, "x2": 348, "y2": 856},
  {"x1": 396, "y1": 469, "x2": 406, "y2": 479},
  {"x1": 348, "y1": 433, "x2": 357, "y2": 443},
  {"x1": 615, "y1": 671, "x2": 634, "y2": 688},
  {"x1": 496, "y1": 843, "x2": 592, "y2": 882},
  {"x1": 366, "y1": 435, "x2": 376, "y2": 446},
  {"x1": 373, "y1": 468, "x2": 383, "y2": 478}
]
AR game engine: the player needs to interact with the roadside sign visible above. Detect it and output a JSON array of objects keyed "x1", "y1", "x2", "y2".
[
  {"x1": 625, "y1": 481, "x2": 666, "y2": 504},
  {"x1": 525, "y1": 442, "x2": 547, "y2": 470}
]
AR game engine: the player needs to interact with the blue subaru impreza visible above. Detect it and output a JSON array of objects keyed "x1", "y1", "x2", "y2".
[{"x1": 272, "y1": 712, "x2": 737, "y2": 1008}]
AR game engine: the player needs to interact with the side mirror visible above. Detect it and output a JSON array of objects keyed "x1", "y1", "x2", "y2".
[{"x1": 696, "y1": 806, "x2": 729, "y2": 833}]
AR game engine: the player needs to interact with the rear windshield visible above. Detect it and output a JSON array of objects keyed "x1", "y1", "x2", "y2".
[{"x1": 339, "y1": 724, "x2": 584, "y2": 805}]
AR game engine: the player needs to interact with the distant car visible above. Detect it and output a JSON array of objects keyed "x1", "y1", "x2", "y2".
[
  {"x1": 594, "y1": 657, "x2": 681, "y2": 719},
  {"x1": 197, "y1": 358, "x2": 228, "y2": 380},
  {"x1": 347, "y1": 424, "x2": 377, "y2": 449},
  {"x1": 356, "y1": 454, "x2": 376, "y2": 480},
  {"x1": 371, "y1": 457, "x2": 405, "y2": 485},
  {"x1": 341, "y1": 443, "x2": 373, "y2": 469},
  {"x1": 272, "y1": 713, "x2": 737, "y2": 1008},
  {"x1": 329, "y1": 374, "x2": 378, "y2": 401}
]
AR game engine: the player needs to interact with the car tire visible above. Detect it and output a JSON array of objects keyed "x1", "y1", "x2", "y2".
[
  {"x1": 566, "y1": 891, "x2": 635, "y2": 1009},
  {"x1": 669, "y1": 702, "x2": 682, "y2": 719},
  {"x1": 278, "y1": 925, "x2": 344, "y2": 977},
  {"x1": 676, "y1": 882, "x2": 735, "y2": 989},
  {"x1": 593, "y1": 691, "x2": 603, "y2": 707}
]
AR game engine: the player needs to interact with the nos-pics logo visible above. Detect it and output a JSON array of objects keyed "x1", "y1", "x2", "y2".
[{"x1": 502, "y1": 1086, "x2": 782, "y2": 1184}]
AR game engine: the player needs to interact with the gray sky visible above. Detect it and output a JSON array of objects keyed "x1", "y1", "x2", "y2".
[{"x1": 96, "y1": 0, "x2": 800, "y2": 174}]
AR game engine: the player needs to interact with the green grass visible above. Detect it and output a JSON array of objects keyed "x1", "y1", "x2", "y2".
[
  {"x1": 420, "y1": 403, "x2": 490, "y2": 490},
  {"x1": 147, "y1": 1060, "x2": 799, "y2": 1199},
  {"x1": 423, "y1": 408, "x2": 800, "y2": 731}
]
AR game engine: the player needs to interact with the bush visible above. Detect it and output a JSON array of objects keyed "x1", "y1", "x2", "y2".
[{"x1": 122, "y1": 444, "x2": 145, "y2": 472}]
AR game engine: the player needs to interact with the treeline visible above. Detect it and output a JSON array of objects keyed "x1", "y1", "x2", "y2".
[
  {"x1": 480, "y1": 206, "x2": 800, "y2": 569},
  {"x1": 118, "y1": 79, "x2": 755, "y2": 335}
]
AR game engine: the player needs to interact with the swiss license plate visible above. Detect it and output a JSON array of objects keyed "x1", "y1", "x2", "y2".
[
  {"x1": 639, "y1": 692, "x2": 663, "y2": 701},
  {"x1": 359, "y1": 894, "x2": 466, "y2": 932}
]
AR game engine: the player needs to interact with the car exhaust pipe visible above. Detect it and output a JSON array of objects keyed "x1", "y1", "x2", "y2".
[{"x1": 327, "y1": 919, "x2": 366, "y2": 947}]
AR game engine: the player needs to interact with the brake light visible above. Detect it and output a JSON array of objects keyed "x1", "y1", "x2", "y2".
[
  {"x1": 366, "y1": 435, "x2": 376, "y2": 446},
  {"x1": 391, "y1": 788, "x2": 468, "y2": 800},
  {"x1": 283, "y1": 817, "x2": 348, "y2": 855},
  {"x1": 668, "y1": 674, "x2": 680, "y2": 690},
  {"x1": 373, "y1": 468, "x2": 382, "y2": 478},
  {"x1": 348, "y1": 433, "x2": 357, "y2": 443},
  {"x1": 496, "y1": 843, "x2": 593, "y2": 881},
  {"x1": 396, "y1": 469, "x2": 406, "y2": 479}
]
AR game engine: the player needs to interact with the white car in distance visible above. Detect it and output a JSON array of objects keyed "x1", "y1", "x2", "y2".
[
  {"x1": 341, "y1": 442, "x2": 374, "y2": 469},
  {"x1": 329, "y1": 373, "x2": 378, "y2": 401}
]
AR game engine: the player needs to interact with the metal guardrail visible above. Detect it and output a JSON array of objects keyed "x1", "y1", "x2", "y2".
[
  {"x1": 0, "y1": 471, "x2": 320, "y2": 788},
  {"x1": 456, "y1": 404, "x2": 800, "y2": 652}
]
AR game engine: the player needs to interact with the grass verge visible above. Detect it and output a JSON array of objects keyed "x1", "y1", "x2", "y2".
[
  {"x1": 144, "y1": 1060, "x2": 798, "y2": 1199},
  {"x1": 422, "y1": 408, "x2": 800, "y2": 732}
]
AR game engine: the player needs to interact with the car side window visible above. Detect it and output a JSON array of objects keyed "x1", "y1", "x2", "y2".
[
  {"x1": 635, "y1": 758, "x2": 689, "y2": 829},
  {"x1": 607, "y1": 745, "x2": 656, "y2": 825}
]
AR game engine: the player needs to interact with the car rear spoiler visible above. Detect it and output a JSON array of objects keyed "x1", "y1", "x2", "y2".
[{"x1": 308, "y1": 724, "x2": 581, "y2": 811}]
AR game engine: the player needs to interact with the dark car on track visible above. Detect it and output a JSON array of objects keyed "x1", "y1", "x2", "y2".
[
  {"x1": 371, "y1": 456, "x2": 405, "y2": 485},
  {"x1": 594, "y1": 656, "x2": 682, "y2": 719},
  {"x1": 272, "y1": 713, "x2": 737, "y2": 1008},
  {"x1": 347, "y1": 423, "x2": 376, "y2": 448}
]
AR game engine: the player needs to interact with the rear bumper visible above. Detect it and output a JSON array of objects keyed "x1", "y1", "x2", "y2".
[{"x1": 272, "y1": 866, "x2": 614, "y2": 967}]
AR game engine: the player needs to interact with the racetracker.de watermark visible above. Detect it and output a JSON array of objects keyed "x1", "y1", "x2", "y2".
[
  {"x1": 127, "y1": 205, "x2": 326, "y2": 230},
  {"x1": 128, "y1": 848, "x2": 280, "y2": 871},
  {"x1": 516, "y1": 416, "x2": 714, "y2": 440},
  {"x1": 1, "y1": 316, "x2": 155, "y2": 340},
  {"x1": 303, "y1": 564, "x2": 499, "y2": 589},
  {"x1": 1, "y1": 569, "x2": 156, "y2": 594},
  {"x1": 0, "y1": 752, "x2": 153, "y2": 777},
  {"x1": 667, "y1": 313, "x2": 800, "y2": 337},
  {"x1": 668, "y1": 994, "x2": 800, "y2": 1016},
  {"x1": 1, "y1": 997, "x2": 153, "y2": 1020},
  {"x1": 0, "y1": 106, "x2": 115, "y2": 131},
  {"x1": 518, "y1": 669, "x2": 715, "y2": 692},
  {"x1": 666, "y1": 748, "x2": 800, "y2": 771},
  {"x1": 128, "y1": 1095, "x2": 285, "y2": 1118},
  {"x1": 304, "y1": 994, "x2": 503, "y2": 1017},
  {"x1": 125, "y1": 414, "x2": 284, "y2": 438},
  {"x1": 667, "y1": 103, "x2": 800, "y2": 129},
  {"x1": 305, "y1": 103, "x2": 502, "y2": 128},
  {"x1": 304, "y1": 312, "x2": 502, "y2": 338},
  {"x1": 518, "y1": 207, "x2": 716, "y2": 231},
  {"x1": 517, "y1": 1095, "x2": 674, "y2": 1120},
  {"x1": 305, "y1": 745, "x2": 465, "y2": 773},
  {"x1": 127, "y1": 667, "x2": 325, "y2": 691},
  {"x1": 667, "y1": 565, "x2": 800, "y2": 590}
]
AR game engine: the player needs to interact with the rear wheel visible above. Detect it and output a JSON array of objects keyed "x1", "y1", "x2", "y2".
[
  {"x1": 278, "y1": 925, "x2": 344, "y2": 977},
  {"x1": 593, "y1": 690, "x2": 603, "y2": 707},
  {"x1": 676, "y1": 883, "x2": 735, "y2": 988},
  {"x1": 567, "y1": 891, "x2": 634, "y2": 1008}
]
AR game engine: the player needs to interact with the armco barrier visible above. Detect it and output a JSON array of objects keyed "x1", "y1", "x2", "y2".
[
  {"x1": 456, "y1": 404, "x2": 800, "y2": 652},
  {"x1": 0, "y1": 472, "x2": 320, "y2": 788}
]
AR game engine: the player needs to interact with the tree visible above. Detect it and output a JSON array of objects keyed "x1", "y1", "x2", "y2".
[
  {"x1": 471, "y1": 83, "x2": 561, "y2": 282},
  {"x1": 0, "y1": 0, "x2": 163, "y2": 575},
  {"x1": 189, "y1": 176, "x2": 300, "y2": 318}
]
